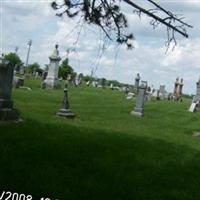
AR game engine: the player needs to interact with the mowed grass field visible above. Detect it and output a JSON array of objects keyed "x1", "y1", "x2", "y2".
[{"x1": 1, "y1": 78, "x2": 200, "y2": 200}]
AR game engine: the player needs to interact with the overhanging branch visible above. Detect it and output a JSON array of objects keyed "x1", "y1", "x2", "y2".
[{"x1": 122, "y1": 0, "x2": 190, "y2": 38}]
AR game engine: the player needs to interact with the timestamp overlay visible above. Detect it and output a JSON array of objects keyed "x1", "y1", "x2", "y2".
[{"x1": 0, "y1": 191, "x2": 59, "y2": 200}]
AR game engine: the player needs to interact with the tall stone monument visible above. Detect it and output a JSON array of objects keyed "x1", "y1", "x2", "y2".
[
  {"x1": 134, "y1": 73, "x2": 140, "y2": 94},
  {"x1": 178, "y1": 78, "x2": 184, "y2": 97},
  {"x1": 131, "y1": 81, "x2": 147, "y2": 117},
  {"x1": 173, "y1": 77, "x2": 179, "y2": 96},
  {"x1": 42, "y1": 44, "x2": 61, "y2": 89},
  {"x1": 0, "y1": 55, "x2": 19, "y2": 121},
  {"x1": 173, "y1": 77, "x2": 183, "y2": 101}
]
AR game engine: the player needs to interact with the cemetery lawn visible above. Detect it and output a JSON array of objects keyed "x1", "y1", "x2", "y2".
[{"x1": 1, "y1": 78, "x2": 200, "y2": 200}]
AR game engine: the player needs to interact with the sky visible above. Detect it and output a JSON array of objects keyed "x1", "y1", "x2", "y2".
[{"x1": 1, "y1": 0, "x2": 200, "y2": 94}]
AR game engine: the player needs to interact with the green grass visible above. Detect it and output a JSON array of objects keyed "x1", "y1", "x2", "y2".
[{"x1": 1, "y1": 78, "x2": 200, "y2": 200}]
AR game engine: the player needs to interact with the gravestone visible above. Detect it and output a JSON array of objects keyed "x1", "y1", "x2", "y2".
[
  {"x1": 0, "y1": 55, "x2": 19, "y2": 121},
  {"x1": 189, "y1": 102, "x2": 196, "y2": 112},
  {"x1": 13, "y1": 76, "x2": 24, "y2": 88},
  {"x1": 86, "y1": 81, "x2": 90, "y2": 87},
  {"x1": 125, "y1": 86, "x2": 130, "y2": 95},
  {"x1": 159, "y1": 85, "x2": 166, "y2": 100},
  {"x1": 126, "y1": 92, "x2": 135, "y2": 100},
  {"x1": 193, "y1": 78, "x2": 200, "y2": 102},
  {"x1": 134, "y1": 73, "x2": 140, "y2": 94},
  {"x1": 110, "y1": 83, "x2": 113, "y2": 90},
  {"x1": 178, "y1": 78, "x2": 184, "y2": 97},
  {"x1": 56, "y1": 83, "x2": 75, "y2": 118},
  {"x1": 196, "y1": 78, "x2": 200, "y2": 96},
  {"x1": 42, "y1": 44, "x2": 61, "y2": 89},
  {"x1": 189, "y1": 78, "x2": 200, "y2": 112},
  {"x1": 173, "y1": 77, "x2": 183, "y2": 101},
  {"x1": 173, "y1": 77, "x2": 179, "y2": 97},
  {"x1": 146, "y1": 86, "x2": 152, "y2": 101},
  {"x1": 74, "y1": 75, "x2": 79, "y2": 87},
  {"x1": 131, "y1": 81, "x2": 147, "y2": 117}
]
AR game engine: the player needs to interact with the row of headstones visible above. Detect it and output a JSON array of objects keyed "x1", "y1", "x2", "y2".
[
  {"x1": 131, "y1": 74, "x2": 184, "y2": 101},
  {"x1": 0, "y1": 51, "x2": 180, "y2": 122},
  {"x1": 134, "y1": 76, "x2": 200, "y2": 116},
  {"x1": 0, "y1": 44, "x2": 144, "y2": 121},
  {"x1": 0, "y1": 44, "x2": 195, "y2": 121},
  {"x1": 129, "y1": 75, "x2": 185, "y2": 117}
]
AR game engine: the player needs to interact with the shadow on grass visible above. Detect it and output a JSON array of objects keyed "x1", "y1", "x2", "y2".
[{"x1": 0, "y1": 120, "x2": 200, "y2": 200}]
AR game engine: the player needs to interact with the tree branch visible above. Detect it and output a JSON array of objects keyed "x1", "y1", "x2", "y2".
[{"x1": 122, "y1": 0, "x2": 190, "y2": 38}]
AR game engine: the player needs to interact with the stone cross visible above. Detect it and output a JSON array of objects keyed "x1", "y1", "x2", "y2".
[
  {"x1": 42, "y1": 44, "x2": 61, "y2": 89},
  {"x1": 56, "y1": 83, "x2": 75, "y2": 118},
  {"x1": 131, "y1": 81, "x2": 147, "y2": 117},
  {"x1": 0, "y1": 55, "x2": 19, "y2": 121}
]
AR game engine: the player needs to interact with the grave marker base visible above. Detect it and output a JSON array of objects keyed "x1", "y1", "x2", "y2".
[
  {"x1": 0, "y1": 108, "x2": 19, "y2": 121},
  {"x1": 130, "y1": 110, "x2": 143, "y2": 117},
  {"x1": 57, "y1": 109, "x2": 75, "y2": 118}
]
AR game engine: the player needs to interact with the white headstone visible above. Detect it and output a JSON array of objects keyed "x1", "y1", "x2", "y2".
[{"x1": 189, "y1": 102, "x2": 196, "y2": 112}]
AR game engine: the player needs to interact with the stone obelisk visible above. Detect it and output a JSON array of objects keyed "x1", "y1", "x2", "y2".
[{"x1": 43, "y1": 44, "x2": 61, "y2": 89}]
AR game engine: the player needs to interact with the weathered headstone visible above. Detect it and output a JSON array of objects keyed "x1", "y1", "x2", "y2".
[
  {"x1": 146, "y1": 86, "x2": 152, "y2": 101},
  {"x1": 56, "y1": 83, "x2": 75, "y2": 118},
  {"x1": 134, "y1": 73, "x2": 140, "y2": 94},
  {"x1": 178, "y1": 78, "x2": 184, "y2": 97},
  {"x1": 173, "y1": 77, "x2": 179, "y2": 97},
  {"x1": 159, "y1": 85, "x2": 166, "y2": 100},
  {"x1": 74, "y1": 75, "x2": 79, "y2": 86},
  {"x1": 192, "y1": 78, "x2": 200, "y2": 103},
  {"x1": 92, "y1": 81, "x2": 97, "y2": 87},
  {"x1": 126, "y1": 92, "x2": 135, "y2": 100},
  {"x1": 125, "y1": 86, "x2": 130, "y2": 95},
  {"x1": 189, "y1": 102, "x2": 197, "y2": 112},
  {"x1": 42, "y1": 44, "x2": 61, "y2": 89},
  {"x1": 13, "y1": 76, "x2": 24, "y2": 88},
  {"x1": 0, "y1": 55, "x2": 19, "y2": 121},
  {"x1": 131, "y1": 81, "x2": 147, "y2": 117},
  {"x1": 173, "y1": 77, "x2": 183, "y2": 101},
  {"x1": 86, "y1": 81, "x2": 90, "y2": 86},
  {"x1": 189, "y1": 78, "x2": 200, "y2": 112},
  {"x1": 196, "y1": 78, "x2": 200, "y2": 96}
]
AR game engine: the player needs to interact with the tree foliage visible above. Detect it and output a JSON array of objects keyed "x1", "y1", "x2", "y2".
[
  {"x1": 51, "y1": 0, "x2": 192, "y2": 49},
  {"x1": 27, "y1": 62, "x2": 41, "y2": 74},
  {"x1": 4, "y1": 53, "x2": 22, "y2": 68},
  {"x1": 59, "y1": 58, "x2": 74, "y2": 79}
]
